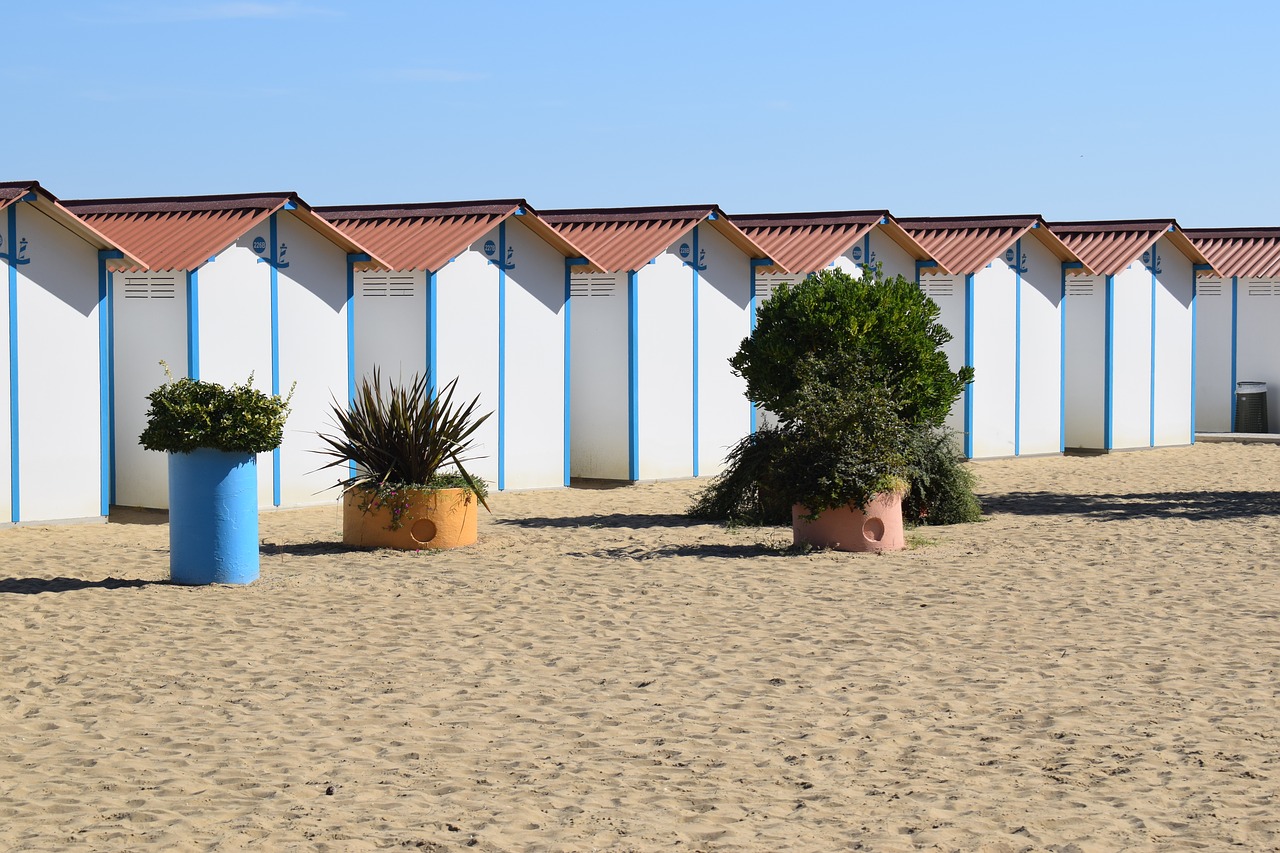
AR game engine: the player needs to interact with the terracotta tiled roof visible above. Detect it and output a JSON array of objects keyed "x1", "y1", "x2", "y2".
[
  {"x1": 1184, "y1": 228, "x2": 1280, "y2": 278},
  {"x1": 541, "y1": 205, "x2": 781, "y2": 274},
  {"x1": 1048, "y1": 220, "x2": 1214, "y2": 276},
  {"x1": 316, "y1": 200, "x2": 603, "y2": 273},
  {"x1": 898, "y1": 215, "x2": 1087, "y2": 276},
  {"x1": 733, "y1": 210, "x2": 931, "y2": 274},
  {"x1": 63, "y1": 192, "x2": 386, "y2": 272}
]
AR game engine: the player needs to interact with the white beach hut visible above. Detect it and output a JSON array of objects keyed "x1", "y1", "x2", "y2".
[
  {"x1": 316, "y1": 200, "x2": 603, "y2": 491},
  {"x1": 1184, "y1": 229, "x2": 1280, "y2": 434},
  {"x1": 63, "y1": 192, "x2": 387, "y2": 511},
  {"x1": 0, "y1": 181, "x2": 142, "y2": 525},
  {"x1": 540, "y1": 205, "x2": 781, "y2": 482},
  {"x1": 897, "y1": 216, "x2": 1090, "y2": 459},
  {"x1": 1050, "y1": 220, "x2": 1215, "y2": 451}
]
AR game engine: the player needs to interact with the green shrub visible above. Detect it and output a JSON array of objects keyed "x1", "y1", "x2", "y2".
[
  {"x1": 314, "y1": 369, "x2": 491, "y2": 509},
  {"x1": 139, "y1": 365, "x2": 292, "y2": 454},
  {"x1": 902, "y1": 426, "x2": 982, "y2": 525},
  {"x1": 688, "y1": 426, "x2": 791, "y2": 525}
]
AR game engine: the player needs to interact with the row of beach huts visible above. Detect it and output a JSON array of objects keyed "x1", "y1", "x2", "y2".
[{"x1": 1, "y1": 179, "x2": 1277, "y2": 525}]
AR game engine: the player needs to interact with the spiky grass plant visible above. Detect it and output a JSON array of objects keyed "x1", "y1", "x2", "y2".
[{"x1": 315, "y1": 369, "x2": 492, "y2": 512}]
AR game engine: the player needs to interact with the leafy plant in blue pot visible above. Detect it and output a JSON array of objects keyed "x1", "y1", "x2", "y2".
[{"x1": 140, "y1": 364, "x2": 292, "y2": 584}]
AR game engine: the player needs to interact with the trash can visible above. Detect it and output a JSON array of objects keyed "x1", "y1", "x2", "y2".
[{"x1": 1234, "y1": 381, "x2": 1268, "y2": 433}]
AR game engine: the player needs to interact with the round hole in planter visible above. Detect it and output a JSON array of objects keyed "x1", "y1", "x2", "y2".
[
  {"x1": 862, "y1": 516, "x2": 886, "y2": 543},
  {"x1": 410, "y1": 518, "x2": 438, "y2": 545}
]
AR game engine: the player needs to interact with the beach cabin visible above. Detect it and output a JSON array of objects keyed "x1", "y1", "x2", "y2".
[
  {"x1": 316, "y1": 200, "x2": 602, "y2": 491},
  {"x1": 63, "y1": 192, "x2": 387, "y2": 511},
  {"x1": 1049, "y1": 220, "x2": 1214, "y2": 452},
  {"x1": 1184, "y1": 228, "x2": 1280, "y2": 433},
  {"x1": 733, "y1": 210, "x2": 932, "y2": 303},
  {"x1": 540, "y1": 205, "x2": 781, "y2": 482},
  {"x1": 897, "y1": 216, "x2": 1090, "y2": 459},
  {"x1": 0, "y1": 181, "x2": 142, "y2": 525}
]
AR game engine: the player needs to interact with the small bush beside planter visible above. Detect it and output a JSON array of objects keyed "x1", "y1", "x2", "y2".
[
  {"x1": 140, "y1": 368, "x2": 292, "y2": 585},
  {"x1": 315, "y1": 370, "x2": 491, "y2": 551}
]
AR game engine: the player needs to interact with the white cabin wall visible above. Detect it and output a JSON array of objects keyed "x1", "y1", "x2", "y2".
[
  {"x1": 696, "y1": 224, "x2": 752, "y2": 476},
  {"x1": 502, "y1": 218, "x2": 566, "y2": 490},
  {"x1": 636, "y1": 246, "x2": 694, "y2": 480},
  {"x1": 1192, "y1": 275, "x2": 1232, "y2": 433},
  {"x1": 1018, "y1": 234, "x2": 1064, "y2": 455},
  {"x1": 1151, "y1": 237, "x2": 1193, "y2": 447},
  {"x1": 437, "y1": 237, "x2": 500, "y2": 489},
  {"x1": 1233, "y1": 276, "x2": 1280, "y2": 432},
  {"x1": 275, "y1": 212, "x2": 349, "y2": 506},
  {"x1": 918, "y1": 273, "x2": 966, "y2": 439},
  {"x1": 1063, "y1": 274, "x2": 1106, "y2": 449},
  {"x1": 1111, "y1": 261, "x2": 1154, "y2": 450},
  {"x1": 112, "y1": 270, "x2": 188, "y2": 508},
  {"x1": 13, "y1": 205, "x2": 102, "y2": 522},
  {"x1": 865, "y1": 229, "x2": 918, "y2": 281},
  {"x1": 353, "y1": 269, "x2": 427, "y2": 387},
  {"x1": 569, "y1": 271, "x2": 629, "y2": 479},
  {"x1": 970, "y1": 258, "x2": 1016, "y2": 458}
]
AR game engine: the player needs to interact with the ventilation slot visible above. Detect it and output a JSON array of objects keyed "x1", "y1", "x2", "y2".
[
  {"x1": 570, "y1": 274, "x2": 623, "y2": 298},
  {"x1": 122, "y1": 275, "x2": 177, "y2": 299},
  {"x1": 1246, "y1": 280, "x2": 1279, "y2": 298},
  {"x1": 1197, "y1": 279, "x2": 1224, "y2": 297},
  {"x1": 1066, "y1": 279, "x2": 1097, "y2": 297},
  {"x1": 361, "y1": 274, "x2": 417, "y2": 297},
  {"x1": 919, "y1": 277, "x2": 957, "y2": 299},
  {"x1": 754, "y1": 274, "x2": 798, "y2": 305}
]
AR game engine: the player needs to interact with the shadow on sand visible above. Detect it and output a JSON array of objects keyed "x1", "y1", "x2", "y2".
[
  {"x1": 496, "y1": 513, "x2": 701, "y2": 531},
  {"x1": 0, "y1": 576, "x2": 164, "y2": 595},
  {"x1": 980, "y1": 489, "x2": 1280, "y2": 522}
]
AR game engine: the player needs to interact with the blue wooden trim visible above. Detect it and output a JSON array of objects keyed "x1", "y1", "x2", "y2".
[
  {"x1": 749, "y1": 259, "x2": 758, "y2": 434},
  {"x1": 185, "y1": 269, "x2": 200, "y2": 379},
  {"x1": 862, "y1": 233, "x2": 871, "y2": 272},
  {"x1": 1149, "y1": 248, "x2": 1158, "y2": 447},
  {"x1": 628, "y1": 270, "x2": 639, "y2": 481},
  {"x1": 107, "y1": 266, "x2": 117, "y2": 505},
  {"x1": 1014, "y1": 238, "x2": 1022, "y2": 457},
  {"x1": 1230, "y1": 275, "x2": 1238, "y2": 430},
  {"x1": 497, "y1": 221, "x2": 507, "y2": 491},
  {"x1": 1105, "y1": 274, "x2": 1115, "y2": 450},
  {"x1": 563, "y1": 259, "x2": 588, "y2": 486},
  {"x1": 1190, "y1": 269, "x2": 1198, "y2": 444},
  {"x1": 1059, "y1": 263, "x2": 1070, "y2": 450},
  {"x1": 269, "y1": 213, "x2": 281, "y2": 507},
  {"x1": 963, "y1": 272, "x2": 974, "y2": 459},
  {"x1": 97, "y1": 253, "x2": 116, "y2": 516},
  {"x1": 426, "y1": 270, "x2": 438, "y2": 400},
  {"x1": 345, "y1": 255, "x2": 360, "y2": 480},
  {"x1": 691, "y1": 225, "x2": 700, "y2": 477},
  {"x1": 7, "y1": 206, "x2": 18, "y2": 522}
]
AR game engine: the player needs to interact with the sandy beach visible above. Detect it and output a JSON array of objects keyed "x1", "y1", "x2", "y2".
[{"x1": 1, "y1": 442, "x2": 1278, "y2": 851}]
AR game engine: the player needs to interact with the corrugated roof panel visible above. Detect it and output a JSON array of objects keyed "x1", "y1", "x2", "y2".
[
  {"x1": 1185, "y1": 228, "x2": 1280, "y2": 279},
  {"x1": 734, "y1": 211, "x2": 882, "y2": 274},
  {"x1": 62, "y1": 192, "x2": 385, "y2": 272},
  {"x1": 541, "y1": 205, "x2": 779, "y2": 274},
  {"x1": 899, "y1": 215, "x2": 1086, "y2": 275},
  {"x1": 1048, "y1": 221, "x2": 1175, "y2": 276},
  {"x1": 0, "y1": 181, "x2": 35, "y2": 208},
  {"x1": 316, "y1": 200, "x2": 602, "y2": 273},
  {"x1": 0, "y1": 180, "x2": 146, "y2": 265}
]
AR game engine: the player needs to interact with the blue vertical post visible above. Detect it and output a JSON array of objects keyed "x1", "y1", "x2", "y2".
[
  {"x1": 6, "y1": 206, "x2": 18, "y2": 522},
  {"x1": 269, "y1": 214, "x2": 281, "y2": 507},
  {"x1": 1149, "y1": 249, "x2": 1158, "y2": 447},
  {"x1": 1190, "y1": 268, "x2": 1199, "y2": 444},
  {"x1": 628, "y1": 270, "x2": 640, "y2": 481},
  {"x1": 185, "y1": 270, "x2": 200, "y2": 379},
  {"x1": 1059, "y1": 263, "x2": 1067, "y2": 452},
  {"x1": 963, "y1": 273, "x2": 975, "y2": 459},
  {"x1": 345, "y1": 253, "x2": 368, "y2": 481},
  {"x1": 1104, "y1": 274, "x2": 1115, "y2": 450},
  {"x1": 1230, "y1": 275, "x2": 1238, "y2": 431},
  {"x1": 426, "y1": 270, "x2": 438, "y2": 400},
  {"x1": 691, "y1": 225, "x2": 700, "y2": 477},
  {"x1": 497, "y1": 221, "x2": 507, "y2": 492},
  {"x1": 98, "y1": 251, "x2": 123, "y2": 516},
  {"x1": 1013, "y1": 238, "x2": 1022, "y2": 457},
  {"x1": 563, "y1": 258, "x2": 588, "y2": 486}
]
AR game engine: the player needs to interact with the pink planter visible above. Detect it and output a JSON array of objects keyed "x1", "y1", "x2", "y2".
[{"x1": 792, "y1": 491, "x2": 906, "y2": 552}]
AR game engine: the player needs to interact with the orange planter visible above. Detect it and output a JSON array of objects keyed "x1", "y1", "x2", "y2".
[
  {"x1": 343, "y1": 486, "x2": 479, "y2": 550},
  {"x1": 792, "y1": 491, "x2": 906, "y2": 552}
]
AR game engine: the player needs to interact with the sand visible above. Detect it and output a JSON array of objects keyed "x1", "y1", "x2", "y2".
[{"x1": 1, "y1": 442, "x2": 1278, "y2": 851}]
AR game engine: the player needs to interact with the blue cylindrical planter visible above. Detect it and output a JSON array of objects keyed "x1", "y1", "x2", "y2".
[{"x1": 168, "y1": 449, "x2": 260, "y2": 585}]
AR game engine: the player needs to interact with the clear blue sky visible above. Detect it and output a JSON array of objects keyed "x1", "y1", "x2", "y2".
[{"x1": 6, "y1": 1, "x2": 1277, "y2": 225}]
